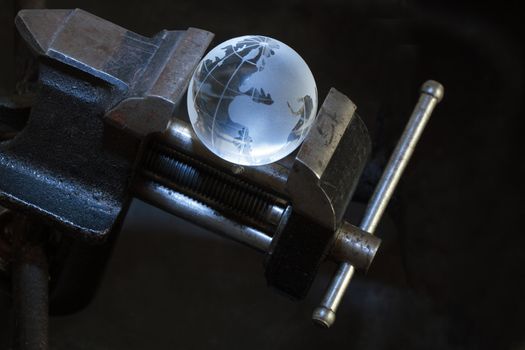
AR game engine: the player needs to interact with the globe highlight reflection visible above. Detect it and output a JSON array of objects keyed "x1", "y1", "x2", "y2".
[{"x1": 187, "y1": 35, "x2": 318, "y2": 166}]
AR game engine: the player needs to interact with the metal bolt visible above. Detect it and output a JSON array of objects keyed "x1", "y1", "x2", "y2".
[{"x1": 312, "y1": 80, "x2": 444, "y2": 328}]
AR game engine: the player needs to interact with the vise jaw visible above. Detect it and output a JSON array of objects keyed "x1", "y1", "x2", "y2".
[
  {"x1": 0, "y1": 9, "x2": 212, "y2": 240},
  {"x1": 265, "y1": 89, "x2": 372, "y2": 299}
]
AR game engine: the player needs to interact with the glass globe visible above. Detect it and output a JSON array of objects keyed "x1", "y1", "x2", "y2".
[{"x1": 187, "y1": 35, "x2": 318, "y2": 166}]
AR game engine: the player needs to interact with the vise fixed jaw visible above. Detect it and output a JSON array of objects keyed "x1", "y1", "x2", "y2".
[
  {"x1": 15, "y1": 9, "x2": 214, "y2": 139},
  {"x1": 0, "y1": 9, "x2": 212, "y2": 240}
]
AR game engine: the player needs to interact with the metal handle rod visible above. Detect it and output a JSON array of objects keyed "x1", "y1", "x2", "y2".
[{"x1": 312, "y1": 80, "x2": 444, "y2": 328}]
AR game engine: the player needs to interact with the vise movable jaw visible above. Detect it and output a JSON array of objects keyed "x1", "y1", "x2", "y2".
[{"x1": 0, "y1": 8, "x2": 442, "y2": 329}]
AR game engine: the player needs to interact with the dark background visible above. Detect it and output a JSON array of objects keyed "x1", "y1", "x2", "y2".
[{"x1": 0, "y1": 0, "x2": 524, "y2": 349}]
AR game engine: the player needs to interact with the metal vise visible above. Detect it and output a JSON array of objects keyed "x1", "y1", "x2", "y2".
[{"x1": 0, "y1": 8, "x2": 443, "y2": 340}]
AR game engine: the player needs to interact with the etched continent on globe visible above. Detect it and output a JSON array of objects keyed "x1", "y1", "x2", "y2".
[{"x1": 187, "y1": 35, "x2": 318, "y2": 166}]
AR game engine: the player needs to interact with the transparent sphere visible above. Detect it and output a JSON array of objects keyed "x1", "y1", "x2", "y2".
[{"x1": 187, "y1": 35, "x2": 318, "y2": 166}]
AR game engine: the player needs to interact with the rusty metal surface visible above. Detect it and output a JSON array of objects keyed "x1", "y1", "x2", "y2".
[
  {"x1": 286, "y1": 88, "x2": 371, "y2": 231},
  {"x1": 330, "y1": 221, "x2": 381, "y2": 270},
  {"x1": 106, "y1": 28, "x2": 213, "y2": 137},
  {"x1": 16, "y1": 9, "x2": 152, "y2": 87},
  {"x1": 16, "y1": 9, "x2": 213, "y2": 138}
]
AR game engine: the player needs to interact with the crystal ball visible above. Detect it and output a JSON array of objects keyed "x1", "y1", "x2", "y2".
[{"x1": 187, "y1": 35, "x2": 318, "y2": 166}]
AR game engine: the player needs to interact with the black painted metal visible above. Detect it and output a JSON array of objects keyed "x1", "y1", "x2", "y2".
[
  {"x1": 265, "y1": 209, "x2": 334, "y2": 300},
  {"x1": 0, "y1": 8, "x2": 212, "y2": 241},
  {"x1": 0, "y1": 60, "x2": 135, "y2": 241}
]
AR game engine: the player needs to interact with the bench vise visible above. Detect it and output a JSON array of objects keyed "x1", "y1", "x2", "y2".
[{"x1": 0, "y1": 8, "x2": 443, "y2": 342}]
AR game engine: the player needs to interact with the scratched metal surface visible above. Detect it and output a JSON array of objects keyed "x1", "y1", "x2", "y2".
[{"x1": 0, "y1": 0, "x2": 524, "y2": 349}]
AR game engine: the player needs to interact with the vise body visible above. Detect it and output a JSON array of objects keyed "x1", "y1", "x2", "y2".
[{"x1": 0, "y1": 8, "x2": 443, "y2": 336}]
